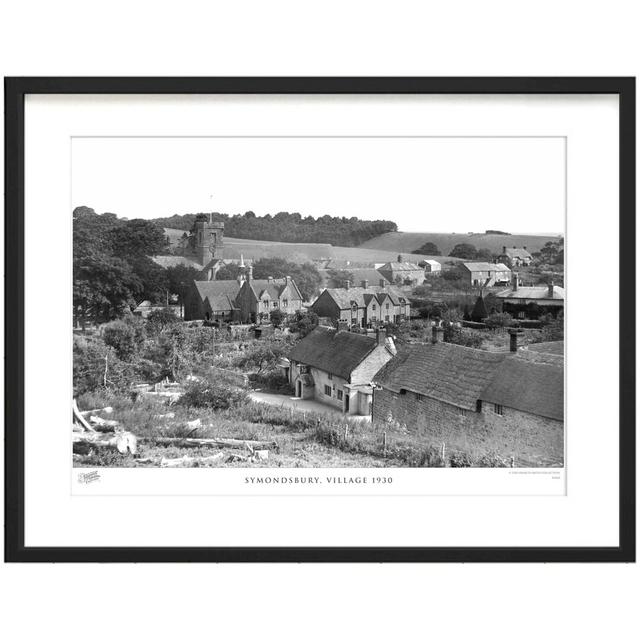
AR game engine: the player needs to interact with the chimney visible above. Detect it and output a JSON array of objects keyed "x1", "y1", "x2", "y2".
[
  {"x1": 509, "y1": 328, "x2": 524, "y2": 353},
  {"x1": 431, "y1": 325, "x2": 444, "y2": 344},
  {"x1": 523, "y1": 246, "x2": 527, "y2": 251},
  {"x1": 379, "y1": 279, "x2": 386, "y2": 288},
  {"x1": 502, "y1": 246, "x2": 507, "y2": 254},
  {"x1": 361, "y1": 280, "x2": 369, "y2": 289},
  {"x1": 209, "y1": 212, "x2": 213, "y2": 224},
  {"x1": 344, "y1": 280, "x2": 350, "y2": 290},
  {"x1": 247, "y1": 265, "x2": 253, "y2": 281},
  {"x1": 547, "y1": 280, "x2": 554, "y2": 297},
  {"x1": 397, "y1": 254, "x2": 403, "y2": 263},
  {"x1": 268, "y1": 276, "x2": 273, "y2": 284},
  {"x1": 512, "y1": 273, "x2": 519, "y2": 291}
]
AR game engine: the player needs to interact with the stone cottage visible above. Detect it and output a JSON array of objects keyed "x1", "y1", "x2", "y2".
[
  {"x1": 310, "y1": 282, "x2": 410, "y2": 330},
  {"x1": 287, "y1": 326, "x2": 396, "y2": 416},
  {"x1": 372, "y1": 328, "x2": 564, "y2": 465}
]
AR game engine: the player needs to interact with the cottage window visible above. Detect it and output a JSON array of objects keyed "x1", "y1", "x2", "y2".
[
  {"x1": 337, "y1": 390, "x2": 343, "y2": 401},
  {"x1": 493, "y1": 404, "x2": 504, "y2": 416},
  {"x1": 456, "y1": 407, "x2": 466, "y2": 417},
  {"x1": 282, "y1": 299, "x2": 288, "y2": 307},
  {"x1": 328, "y1": 373, "x2": 333, "y2": 380},
  {"x1": 324, "y1": 385, "x2": 332, "y2": 396},
  {"x1": 372, "y1": 304, "x2": 376, "y2": 311},
  {"x1": 263, "y1": 300, "x2": 269, "y2": 307},
  {"x1": 385, "y1": 303, "x2": 390, "y2": 310}
]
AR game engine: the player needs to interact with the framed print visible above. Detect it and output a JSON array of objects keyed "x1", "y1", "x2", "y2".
[{"x1": 4, "y1": 77, "x2": 635, "y2": 562}]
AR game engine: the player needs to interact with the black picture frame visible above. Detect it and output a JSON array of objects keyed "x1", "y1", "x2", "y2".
[{"x1": 4, "y1": 77, "x2": 636, "y2": 563}]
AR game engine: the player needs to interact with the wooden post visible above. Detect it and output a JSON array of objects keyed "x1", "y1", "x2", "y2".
[
  {"x1": 344, "y1": 423, "x2": 349, "y2": 442},
  {"x1": 510, "y1": 455, "x2": 515, "y2": 468}
]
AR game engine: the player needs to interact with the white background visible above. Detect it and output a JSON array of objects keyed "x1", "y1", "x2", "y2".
[{"x1": 1, "y1": 2, "x2": 638, "y2": 639}]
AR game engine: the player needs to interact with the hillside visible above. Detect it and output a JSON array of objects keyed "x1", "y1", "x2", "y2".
[
  {"x1": 164, "y1": 229, "x2": 460, "y2": 267},
  {"x1": 358, "y1": 231, "x2": 563, "y2": 256}
]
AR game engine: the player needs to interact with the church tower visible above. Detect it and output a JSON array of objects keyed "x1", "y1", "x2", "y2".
[{"x1": 194, "y1": 213, "x2": 225, "y2": 266}]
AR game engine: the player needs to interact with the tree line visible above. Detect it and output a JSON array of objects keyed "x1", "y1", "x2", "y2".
[{"x1": 153, "y1": 211, "x2": 397, "y2": 247}]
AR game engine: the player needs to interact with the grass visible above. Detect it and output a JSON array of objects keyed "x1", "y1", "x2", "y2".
[
  {"x1": 358, "y1": 231, "x2": 562, "y2": 257},
  {"x1": 74, "y1": 389, "x2": 518, "y2": 468}
]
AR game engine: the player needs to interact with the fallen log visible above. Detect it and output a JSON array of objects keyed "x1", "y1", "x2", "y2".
[
  {"x1": 142, "y1": 436, "x2": 278, "y2": 450},
  {"x1": 73, "y1": 431, "x2": 138, "y2": 455},
  {"x1": 89, "y1": 415, "x2": 120, "y2": 432},
  {"x1": 72, "y1": 399, "x2": 96, "y2": 433}
]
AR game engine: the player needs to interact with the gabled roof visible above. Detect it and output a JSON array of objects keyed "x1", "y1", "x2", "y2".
[
  {"x1": 494, "y1": 286, "x2": 565, "y2": 301},
  {"x1": 152, "y1": 255, "x2": 204, "y2": 270},
  {"x1": 374, "y1": 340, "x2": 564, "y2": 420},
  {"x1": 502, "y1": 247, "x2": 533, "y2": 260},
  {"x1": 373, "y1": 342, "x2": 507, "y2": 410},
  {"x1": 480, "y1": 357, "x2": 563, "y2": 421},
  {"x1": 378, "y1": 261, "x2": 424, "y2": 272},
  {"x1": 204, "y1": 294, "x2": 239, "y2": 313},
  {"x1": 246, "y1": 277, "x2": 303, "y2": 301},
  {"x1": 461, "y1": 262, "x2": 511, "y2": 272},
  {"x1": 193, "y1": 280, "x2": 242, "y2": 303},
  {"x1": 289, "y1": 326, "x2": 382, "y2": 379},
  {"x1": 316, "y1": 285, "x2": 407, "y2": 310},
  {"x1": 423, "y1": 260, "x2": 441, "y2": 267}
]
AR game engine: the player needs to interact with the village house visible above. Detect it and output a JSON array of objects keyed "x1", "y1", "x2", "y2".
[
  {"x1": 377, "y1": 255, "x2": 426, "y2": 286},
  {"x1": 497, "y1": 245, "x2": 533, "y2": 267},
  {"x1": 493, "y1": 275, "x2": 564, "y2": 318},
  {"x1": 372, "y1": 328, "x2": 564, "y2": 465},
  {"x1": 234, "y1": 267, "x2": 304, "y2": 323},
  {"x1": 287, "y1": 325, "x2": 396, "y2": 416},
  {"x1": 183, "y1": 280, "x2": 242, "y2": 322},
  {"x1": 460, "y1": 261, "x2": 512, "y2": 287},
  {"x1": 310, "y1": 281, "x2": 411, "y2": 329},
  {"x1": 422, "y1": 259, "x2": 442, "y2": 274},
  {"x1": 183, "y1": 264, "x2": 303, "y2": 323}
]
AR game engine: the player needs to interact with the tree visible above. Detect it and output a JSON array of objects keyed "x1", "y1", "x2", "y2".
[
  {"x1": 270, "y1": 308, "x2": 285, "y2": 328},
  {"x1": 412, "y1": 241, "x2": 440, "y2": 255},
  {"x1": 475, "y1": 248, "x2": 494, "y2": 262},
  {"x1": 291, "y1": 310, "x2": 319, "y2": 337},
  {"x1": 251, "y1": 258, "x2": 322, "y2": 301},
  {"x1": 449, "y1": 243, "x2": 478, "y2": 259},
  {"x1": 166, "y1": 264, "x2": 200, "y2": 311},
  {"x1": 215, "y1": 262, "x2": 244, "y2": 280},
  {"x1": 110, "y1": 219, "x2": 166, "y2": 258},
  {"x1": 326, "y1": 268, "x2": 354, "y2": 288}
]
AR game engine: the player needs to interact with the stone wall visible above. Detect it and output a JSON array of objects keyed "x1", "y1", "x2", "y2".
[{"x1": 372, "y1": 386, "x2": 563, "y2": 464}]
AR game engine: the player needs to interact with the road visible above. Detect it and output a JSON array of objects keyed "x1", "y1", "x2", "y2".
[{"x1": 249, "y1": 391, "x2": 371, "y2": 422}]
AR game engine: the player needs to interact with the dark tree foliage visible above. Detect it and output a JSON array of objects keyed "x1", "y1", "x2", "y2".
[
  {"x1": 290, "y1": 310, "x2": 319, "y2": 337},
  {"x1": 152, "y1": 211, "x2": 397, "y2": 247},
  {"x1": 215, "y1": 262, "x2": 244, "y2": 280},
  {"x1": 449, "y1": 243, "x2": 478, "y2": 259},
  {"x1": 251, "y1": 257, "x2": 322, "y2": 301},
  {"x1": 475, "y1": 248, "x2": 494, "y2": 262},
  {"x1": 165, "y1": 264, "x2": 200, "y2": 307},
  {"x1": 269, "y1": 308, "x2": 285, "y2": 328},
  {"x1": 73, "y1": 207, "x2": 171, "y2": 320},
  {"x1": 412, "y1": 241, "x2": 440, "y2": 255},
  {"x1": 325, "y1": 268, "x2": 354, "y2": 288}
]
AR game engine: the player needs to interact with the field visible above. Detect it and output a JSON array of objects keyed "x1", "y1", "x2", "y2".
[
  {"x1": 358, "y1": 231, "x2": 563, "y2": 256},
  {"x1": 164, "y1": 228, "x2": 459, "y2": 266}
]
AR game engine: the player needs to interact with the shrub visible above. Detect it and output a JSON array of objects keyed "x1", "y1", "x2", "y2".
[
  {"x1": 484, "y1": 312, "x2": 513, "y2": 329},
  {"x1": 177, "y1": 379, "x2": 248, "y2": 410},
  {"x1": 102, "y1": 318, "x2": 145, "y2": 360}
]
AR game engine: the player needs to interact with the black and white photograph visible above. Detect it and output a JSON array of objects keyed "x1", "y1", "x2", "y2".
[{"x1": 72, "y1": 136, "x2": 565, "y2": 470}]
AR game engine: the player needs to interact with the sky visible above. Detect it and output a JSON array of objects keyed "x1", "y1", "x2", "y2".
[{"x1": 72, "y1": 136, "x2": 565, "y2": 234}]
